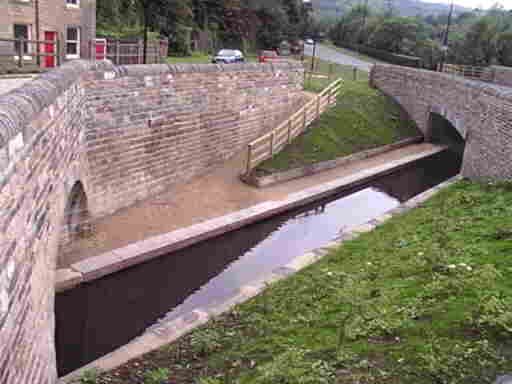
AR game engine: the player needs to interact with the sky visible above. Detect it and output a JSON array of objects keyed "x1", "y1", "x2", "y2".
[{"x1": 422, "y1": 0, "x2": 512, "y2": 11}]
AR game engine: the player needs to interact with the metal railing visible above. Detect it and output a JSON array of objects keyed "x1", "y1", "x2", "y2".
[
  {"x1": 440, "y1": 63, "x2": 494, "y2": 82},
  {"x1": 0, "y1": 37, "x2": 60, "y2": 68},
  {"x1": 244, "y1": 78, "x2": 344, "y2": 175}
]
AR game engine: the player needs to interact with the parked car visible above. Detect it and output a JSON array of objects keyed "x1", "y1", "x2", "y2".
[
  {"x1": 305, "y1": 38, "x2": 314, "y2": 45},
  {"x1": 211, "y1": 49, "x2": 244, "y2": 64},
  {"x1": 258, "y1": 50, "x2": 280, "y2": 63}
]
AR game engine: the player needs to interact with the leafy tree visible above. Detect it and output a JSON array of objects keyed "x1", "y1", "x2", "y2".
[
  {"x1": 496, "y1": 30, "x2": 512, "y2": 66},
  {"x1": 368, "y1": 16, "x2": 418, "y2": 53}
]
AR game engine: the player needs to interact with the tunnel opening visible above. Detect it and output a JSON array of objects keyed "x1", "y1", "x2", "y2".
[
  {"x1": 428, "y1": 113, "x2": 466, "y2": 157},
  {"x1": 58, "y1": 181, "x2": 93, "y2": 266}
]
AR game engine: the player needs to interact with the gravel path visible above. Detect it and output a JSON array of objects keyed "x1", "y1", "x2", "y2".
[{"x1": 304, "y1": 44, "x2": 374, "y2": 72}]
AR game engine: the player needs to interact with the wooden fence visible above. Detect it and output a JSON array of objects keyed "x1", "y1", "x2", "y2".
[
  {"x1": 244, "y1": 78, "x2": 343, "y2": 175},
  {"x1": 0, "y1": 37, "x2": 60, "y2": 68},
  {"x1": 440, "y1": 63, "x2": 494, "y2": 82},
  {"x1": 91, "y1": 39, "x2": 168, "y2": 65}
]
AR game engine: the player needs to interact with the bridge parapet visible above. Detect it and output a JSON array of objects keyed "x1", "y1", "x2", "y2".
[
  {"x1": 371, "y1": 64, "x2": 512, "y2": 181},
  {"x1": 0, "y1": 59, "x2": 305, "y2": 384}
]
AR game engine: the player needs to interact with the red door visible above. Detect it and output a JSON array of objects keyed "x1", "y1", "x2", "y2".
[
  {"x1": 95, "y1": 39, "x2": 106, "y2": 60},
  {"x1": 44, "y1": 31, "x2": 57, "y2": 68}
]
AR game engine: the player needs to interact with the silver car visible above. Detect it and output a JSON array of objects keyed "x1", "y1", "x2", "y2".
[{"x1": 212, "y1": 49, "x2": 245, "y2": 64}]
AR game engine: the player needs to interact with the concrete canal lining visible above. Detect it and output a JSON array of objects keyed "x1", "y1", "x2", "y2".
[
  {"x1": 58, "y1": 169, "x2": 461, "y2": 384},
  {"x1": 56, "y1": 145, "x2": 446, "y2": 292}
]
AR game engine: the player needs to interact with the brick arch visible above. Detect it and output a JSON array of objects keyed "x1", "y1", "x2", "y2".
[{"x1": 58, "y1": 181, "x2": 92, "y2": 266}]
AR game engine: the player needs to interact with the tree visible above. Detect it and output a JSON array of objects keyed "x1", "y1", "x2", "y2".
[
  {"x1": 496, "y1": 30, "x2": 512, "y2": 66},
  {"x1": 369, "y1": 16, "x2": 418, "y2": 53}
]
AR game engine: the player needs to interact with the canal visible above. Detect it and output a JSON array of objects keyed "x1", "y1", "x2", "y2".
[{"x1": 56, "y1": 149, "x2": 461, "y2": 376}]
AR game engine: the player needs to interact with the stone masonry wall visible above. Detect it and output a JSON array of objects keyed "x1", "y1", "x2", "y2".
[
  {"x1": 491, "y1": 65, "x2": 512, "y2": 88},
  {"x1": 84, "y1": 62, "x2": 305, "y2": 216},
  {"x1": 371, "y1": 64, "x2": 512, "y2": 181},
  {"x1": 0, "y1": 59, "x2": 304, "y2": 383},
  {"x1": 0, "y1": 60, "x2": 96, "y2": 384}
]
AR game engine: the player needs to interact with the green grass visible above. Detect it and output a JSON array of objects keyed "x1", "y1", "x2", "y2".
[
  {"x1": 167, "y1": 52, "x2": 212, "y2": 64},
  {"x1": 255, "y1": 78, "x2": 418, "y2": 174},
  {"x1": 99, "y1": 180, "x2": 512, "y2": 384}
]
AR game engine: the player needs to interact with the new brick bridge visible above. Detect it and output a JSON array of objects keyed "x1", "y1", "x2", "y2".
[{"x1": 371, "y1": 64, "x2": 512, "y2": 180}]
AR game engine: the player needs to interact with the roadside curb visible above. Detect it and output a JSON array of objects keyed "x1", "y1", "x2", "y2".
[
  {"x1": 243, "y1": 136, "x2": 424, "y2": 188},
  {"x1": 58, "y1": 174, "x2": 461, "y2": 384}
]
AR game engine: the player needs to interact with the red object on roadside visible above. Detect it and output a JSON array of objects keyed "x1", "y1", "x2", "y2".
[{"x1": 258, "y1": 50, "x2": 280, "y2": 63}]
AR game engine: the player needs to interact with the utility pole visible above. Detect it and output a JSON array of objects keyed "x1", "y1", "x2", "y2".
[
  {"x1": 440, "y1": 0, "x2": 454, "y2": 72},
  {"x1": 360, "y1": 0, "x2": 369, "y2": 45}
]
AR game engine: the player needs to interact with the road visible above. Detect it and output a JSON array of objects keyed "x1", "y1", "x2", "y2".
[
  {"x1": 0, "y1": 76, "x2": 35, "y2": 96},
  {"x1": 304, "y1": 43, "x2": 374, "y2": 72}
]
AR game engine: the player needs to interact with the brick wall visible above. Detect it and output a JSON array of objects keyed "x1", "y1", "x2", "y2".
[
  {"x1": 0, "y1": 59, "x2": 304, "y2": 383},
  {"x1": 371, "y1": 64, "x2": 512, "y2": 181},
  {"x1": 491, "y1": 65, "x2": 512, "y2": 88},
  {"x1": 84, "y1": 62, "x2": 305, "y2": 216},
  {"x1": 3, "y1": 0, "x2": 96, "y2": 64},
  {"x1": 0, "y1": 60, "x2": 96, "y2": 384}
]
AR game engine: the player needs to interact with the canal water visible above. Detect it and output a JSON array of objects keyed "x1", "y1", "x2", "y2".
[{"x1": 55, "y1": 149, "x2": 461, "y2": 376}]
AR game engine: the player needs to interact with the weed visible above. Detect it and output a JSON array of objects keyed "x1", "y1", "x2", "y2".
[
  {"x1": 79, "y1": 369, "x2": 100, "y2": 384},
  {"x1": 143, "y1": 367, "x2": 170, "y2": 384}
]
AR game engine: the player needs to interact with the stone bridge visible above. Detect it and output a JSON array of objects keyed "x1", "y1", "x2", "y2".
[
  {"x1": 0, "y1": 60, "x2": 305, "y2": 384},
  {"x1": 371, "y1": 64, "x2": 512, "y2": 181}
]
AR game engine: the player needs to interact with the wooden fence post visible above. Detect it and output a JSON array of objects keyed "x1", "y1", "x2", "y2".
[
  {"x1": 288, "y1": 120, "x2": 292, "y2": 144},
  {"x1": 56, "y1": 38, "x2": 61, "y2": 66},
  {"x1": 246, "y1": 144, "x2": 253, "y2": 175},
  {"x1": 316, "y1": 95, "x2": 320, "y2": 118},
  {"x1": 270, "y1": 131, "x2": 275, "y2": 156},
  {"x1": 353, "y1": 67, "x2": 357, "y2": 81},
  {"x1": 303, "y1": 107, "x2": 307, "y2": 130},
  {"x1": 328, "y1": 63, "x2": 333, "y2": 82},
  {"x1": 17, "y1": 39, "x2": 23, "y2": 68}
]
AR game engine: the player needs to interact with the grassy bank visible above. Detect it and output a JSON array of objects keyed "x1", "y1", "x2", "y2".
[
  {"x1": 255, "y1": 78, "x2": 419, "y2": 174},
  {"x1": 94, "y1": 180, "x2": 512, "y2": 384}
]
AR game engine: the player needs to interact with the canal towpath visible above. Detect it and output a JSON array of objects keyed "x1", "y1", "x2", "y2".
[{"x1": 61, "y1": 142, "x2": 444, "y2": 269}]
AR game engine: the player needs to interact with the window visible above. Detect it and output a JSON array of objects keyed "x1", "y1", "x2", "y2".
[
  {"x1": 66, "y1": 0, "x2": 79, "y2": 7},
  {"x1": 66, "y1": 27, "x2": 80, "y2": 59},
  {"x1": 13, "y1": 24, "x2": 30, "y2": 55}
]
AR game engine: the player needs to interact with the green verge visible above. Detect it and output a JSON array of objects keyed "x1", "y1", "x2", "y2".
[
  {"x1": 255, "y1": 77, "x2": 419, "y2": 174},
  {"x1": 98, "y1": 180, "x2": 512, "y2": 384}
]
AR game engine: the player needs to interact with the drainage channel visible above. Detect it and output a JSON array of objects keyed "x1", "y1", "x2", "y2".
[{"x1": 56, "y1": 149, "x2": 461, "y2": 377}]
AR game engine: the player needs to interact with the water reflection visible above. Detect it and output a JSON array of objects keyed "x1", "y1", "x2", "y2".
[{"x1": 56, "y1": 149, "x2": 461, "y2": 376}]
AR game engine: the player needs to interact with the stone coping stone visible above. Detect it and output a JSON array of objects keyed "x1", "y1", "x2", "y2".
[
  {"x1": 373, "y1": 63, "x2": 512, "y2": 99},
  {"x1": 59, "y1": 174, "x2": 461, "y2": 384},
  {"x1": 55, "y1": 144, "x2": 446, "y2": 293},
  {"x1": 244, "y1": 136, "x2": 424, "y2": 188},
  {"x1": 95, "y1": 60, "x2": 304, "y2": 80}
]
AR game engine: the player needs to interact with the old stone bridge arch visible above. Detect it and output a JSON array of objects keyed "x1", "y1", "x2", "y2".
[{"x1": 371, "y1": 64, "x2": 512, "y2": 181}]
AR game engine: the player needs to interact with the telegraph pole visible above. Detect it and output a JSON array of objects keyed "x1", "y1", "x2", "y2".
[{"x1": 440, "y1": 0, "x2": 454, "y2": 72}]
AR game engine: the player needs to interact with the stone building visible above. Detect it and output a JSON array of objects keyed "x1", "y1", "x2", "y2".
[{"x1": 0, "y1": 0, "x2": 96, "y2": 68}]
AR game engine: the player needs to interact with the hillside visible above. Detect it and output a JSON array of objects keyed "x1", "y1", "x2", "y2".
[{"x1": 313, "y1": 0, "x2": 470, "y2": 17}]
